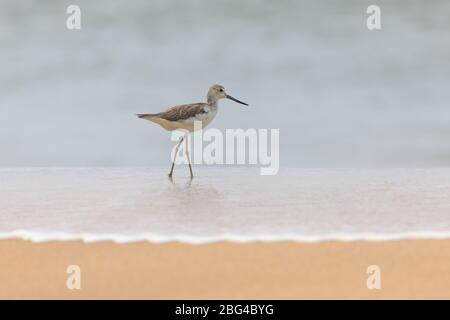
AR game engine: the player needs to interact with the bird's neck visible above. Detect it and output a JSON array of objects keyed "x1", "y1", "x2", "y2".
[{"x1": 207, "y1": 98, "x2": 218, "y2": 109}]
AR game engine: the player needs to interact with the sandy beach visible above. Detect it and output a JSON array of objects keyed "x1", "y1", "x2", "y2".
[
  {"x1": 1, "y1": 239, "x2": 450, "y2": 299},
  {"x1": 2, "y1": 169, "x2": 450, "y2": 299}
]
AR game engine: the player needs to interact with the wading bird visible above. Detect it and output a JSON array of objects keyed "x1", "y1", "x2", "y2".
[{"x1": 137, "y1": 84, "x2": 248, "y2": 178}]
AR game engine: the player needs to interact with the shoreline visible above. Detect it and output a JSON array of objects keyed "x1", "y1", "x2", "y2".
[
  {"x1": 1, "y1": 239, "x2": 450, "y2": 299},
  {"x1": 2, "y1": 168, "x2": 450, "y2": 239},
  {"x1": 3, "y1": 231, "x2": 450, "y2": 243}
]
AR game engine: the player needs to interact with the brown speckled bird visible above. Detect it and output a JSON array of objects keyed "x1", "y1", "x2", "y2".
[{"x1": 137, "y1": 85, "x2": 248, "y2": 178}]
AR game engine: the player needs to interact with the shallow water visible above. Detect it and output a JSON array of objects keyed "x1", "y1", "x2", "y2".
[
  {"x1": 1, "y1": 168, "x2": 450, "y2": 242},
  {"x1": 1, "y1": 0, "x2": 450, "y2": 167}
]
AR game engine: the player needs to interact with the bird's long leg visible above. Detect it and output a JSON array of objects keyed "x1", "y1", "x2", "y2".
[
  {"x1": 184, "y1": 134, "x2": 194, "y2": 178},
  {"x1": 168, "y1": 136, "x2": 185, "y2": 178}
]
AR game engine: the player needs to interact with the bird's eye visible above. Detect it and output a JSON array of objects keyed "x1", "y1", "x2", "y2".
[{"x1": 219, "y1": 88, "x2": 223, "y2": 92}]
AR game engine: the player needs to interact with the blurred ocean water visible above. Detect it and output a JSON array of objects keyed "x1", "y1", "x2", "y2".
[
  {"x1": 1, "y1": 0, "x2": 450, "y2": 168},
  {"x1": 1, "y1": 167, "x2": 450, "y2": 241}
]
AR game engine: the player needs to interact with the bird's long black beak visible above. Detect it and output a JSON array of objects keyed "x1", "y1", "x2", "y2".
[{"x1": 226, "y1": 94, "x2": 248, "y2": 106}]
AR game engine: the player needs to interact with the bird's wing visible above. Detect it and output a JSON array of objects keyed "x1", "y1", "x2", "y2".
[{"x1": 157, "y1": 103, "x2": 208, "y2": 121}]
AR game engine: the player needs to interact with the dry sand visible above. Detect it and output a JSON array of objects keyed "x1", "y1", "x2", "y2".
[{"x1": 1, "y1": 239, "x2": 450, "y2": 299}]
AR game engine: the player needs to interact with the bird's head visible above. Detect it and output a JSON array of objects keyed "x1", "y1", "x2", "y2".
[{"x1": 207, "y1": 84, "x2": 248, "y2": 106}]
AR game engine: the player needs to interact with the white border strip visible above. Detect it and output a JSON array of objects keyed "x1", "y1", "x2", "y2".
[{"x1": 1, "y1": 230, "x2": 450, "y2": 244}]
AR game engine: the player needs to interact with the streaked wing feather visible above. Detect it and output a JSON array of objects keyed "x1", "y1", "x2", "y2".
[{"x1": 158, "y1": 103, "x2": 207, "y2": 121}]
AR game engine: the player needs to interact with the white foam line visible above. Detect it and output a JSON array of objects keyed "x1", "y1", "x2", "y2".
[{"x1": 1, "y1": 230, "x2": 450, "y2": 244}]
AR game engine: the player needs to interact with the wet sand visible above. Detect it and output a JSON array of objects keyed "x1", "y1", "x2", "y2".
[
  {"x1": 2, "y1": 168, "x2": 450, "y2": 241},
  {"x1": 1, "y1": 239, "x2": 450, "y2": 299}
]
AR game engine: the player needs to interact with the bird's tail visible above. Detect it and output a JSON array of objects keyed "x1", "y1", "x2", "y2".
[{"x1": 136, "y1": 113, "x2": 161, "y2": 119}]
